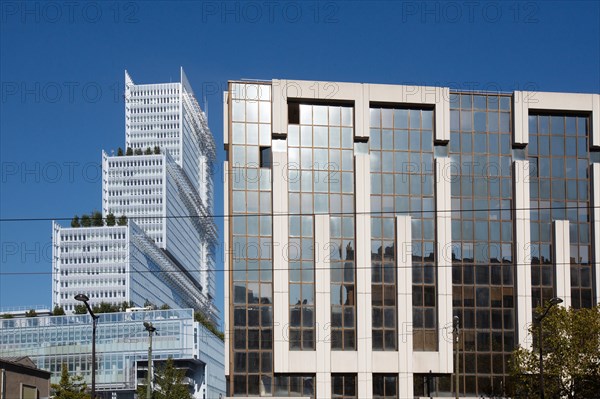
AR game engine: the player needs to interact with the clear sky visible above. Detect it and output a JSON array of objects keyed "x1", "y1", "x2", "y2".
[{"x1": 1, "y1": 1, "x2": 599, "y2": 322}]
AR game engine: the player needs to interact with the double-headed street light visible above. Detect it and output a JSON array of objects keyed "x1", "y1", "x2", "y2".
[
  {"x1": 74, "y1": 294, "x2": 99, "y2": 399},
  {"x1": 535, "y1": 296, "x2": 563, "y2": 399},
  {"x1": 144, "y1": 321, "x2": 157, "y2": 399}
]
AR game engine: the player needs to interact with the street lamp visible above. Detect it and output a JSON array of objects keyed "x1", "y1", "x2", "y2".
[
  {"x1": 144, "y1": 321, "x2": 157, "y2": 399},
  {"x1": 74, "y1": 294, "x2": 99, "y2": 399},
  {"x1": 453, "y1": 315, "x2": 460, "y2": 399},
  {"x1": 535, "y1": 296, "x2": 563, "y2": 399}
]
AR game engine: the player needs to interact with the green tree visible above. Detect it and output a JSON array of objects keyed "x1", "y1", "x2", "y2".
[
  {"x1": 126, "y1": 147, "x2": 133, "y2": 156},
  {"x1": 154, "y1": 146, "x2": 160, "y2": 154},
  {"x1": 194, "y1": 311, "x2": 224, "y2": 341},
  {"x1": 25, "y1": 309, "x2": 37, "y2": 317},
  {"x1": 71, "y1": 215, "x2": 80, "y2": 228},
  {"x1": 117, "y1": 147, "x2": 124, "y2": 156},
  {"x1": 74, "y1": 304, "x2": 88, "y2": 315},
  {"x1": 92, "y1": 302, "x2": 120, "y2": 314},
  {"x1": 117, "y1": 215, "x2": 127, "y2": 226},
  {"x1": 91, "y1": 211, "x2": 104, "y2": 227},
  {"x1": 53, "y1": 305, "x2": 66, "y2": 316},
  {"x1": 144, "y1": 299, "x2": 155, "y2": 309},
  {"x1": 106, "y1": 212, "x2": 116, "y2": 226},
  {"x1": 137, "y1": 357, "x2": 192, "y2": 399},
  {"x1": 1, "y1": 313, "x2": 14, "y2": 319},
  {"x1": 145, "y1": 147, "x2": 152, "y2": 155},
  {"x1": 159, "y1": 304, "x2": 171, "y2": 310},
  {"x1": 510, "y1": 304, "x2": 600, "y2": 399},
  {"x1": 135, "y1": 148, "x2": 143, "y2": 155},
  {"x1": 80, "y1": 214, "x2": 91, "y2": 227},
  {"x1": 120, "y1": 301, "x2": 134, "y2": 311},
  {"x1": 51, "y1": 363, "x2": 89, "y2": 399}
]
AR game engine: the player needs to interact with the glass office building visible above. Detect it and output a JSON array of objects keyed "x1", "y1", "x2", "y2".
[
  {"x1": 224, "y1": 80, "x2": 600, "y2": 397},
  {"x1": 0, "y1": 309, "x2": 225, "y2": 398}
]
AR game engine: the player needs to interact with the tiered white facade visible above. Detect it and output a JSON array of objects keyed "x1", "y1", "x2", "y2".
[{"x1": 53, "y1": 69, "x2": 217, "y2": 320}]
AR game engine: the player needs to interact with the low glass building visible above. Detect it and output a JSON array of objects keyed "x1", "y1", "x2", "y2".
[{"x1": 0, "y1": 308, "x2": 225, "y2": 399}]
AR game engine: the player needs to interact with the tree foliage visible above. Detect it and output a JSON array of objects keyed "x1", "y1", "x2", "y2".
[
  {"x1": 71, "y1": 215, "x2": 80, "y2": 228},
  {"x1": 135, "y1": 148, "x2": 143, "y2": 155},
  {"x1": 126, "y1": 147, "x2": 133, "y2": 156},
  {"x1": 510, "y1": 304, "x2": 600, "y2": 399},
  {"x1": 25, "y1": 309, "x2": 37, "y2": 317},
  {"x1": 137, "y1": 357, "x2": 192, "y2": 399},
  {"x1": 91, "y1": 211, "x2": 104, "y2": 227},
  {"x1": 80, "y1": 214, "x2": 91, "y2": 227},
  {"x1": 194, "y1": 311, "x2": 224, "y2": 341},
  {"x1": 145, "y1": 147, "x2": 153, "y2": 155},
  {"x1": 144, "y1": 299, "x2": 156, "y2": 309},
  {"x1": 92, "y1": 301, "x2": 121, "y2": 314},
  {"x1": 117, "y1": 147, "x2": 124, "y2": 156},
  {"x1": 51, "y1": 363, "x2": 89, "y2": 399},
  {"x1": 106, "y1": 212, "x2": 116, "y2": 226},
  {"x1": 53, "y1": 305, "x2": 66, "y2": 315},
  {"x1": 154, "y1": 146, "x2": 160, "y2": 154},
  {"x1": 74, "y1": 304, "x2": 88, "y2": 315},
  {"x1": 117, "y1": 214, "x2": 127, "y2": 226}
]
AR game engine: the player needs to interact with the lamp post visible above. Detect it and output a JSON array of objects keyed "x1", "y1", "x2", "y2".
[
  {"x1": 536, "y1": 297, "x2": 563, "y2": 399},
  {"x1": 453, "y1": 315, "x2": 460, "y2": 399},
  {"x1": 144, "y1": 321, "x2": 157, "y2": 399},
  {"x1": 74, "y1": 294, "x2": 98, "y2": 399}
]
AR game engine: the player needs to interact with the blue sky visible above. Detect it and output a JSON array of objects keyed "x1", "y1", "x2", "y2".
[{"x1": 1, "y1": 1, "x2": 599, "y2": 320}]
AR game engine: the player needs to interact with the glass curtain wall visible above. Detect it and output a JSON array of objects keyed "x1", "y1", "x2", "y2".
[
  {"x1": 230, "y1": 83, "x2": 274, "y2": 396},
  {"x1": 528, "y1": 114, "x2": 594, "y2": 309},
  {"x1": 288, "y1": 103, "x2": 356, "y2": 351},
  {"x1": 449, "y1": 93, "x2": 515, "y2": 396},
  {"x1": 369, "y1": 106, "x2": 436, "y2": 351}
]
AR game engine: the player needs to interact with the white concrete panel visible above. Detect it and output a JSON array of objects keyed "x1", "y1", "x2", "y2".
[
  {"x1": 368, "y1": 83, "x2": 445, "y2": 105},
  {"x1": 357, "y1": 83, "x2": 369, "y2": 139},
  {"x1": 435, "y1": 157, "x2": 453, "y2": 374},
  {"x1": 272, "y1": 151, "x2": 290, "y2": 372},
  {"x1": 553, "y1": 220, "x2": 571, "y2": 308},
  {"x1": 355, "y1": 154, "x2": 372, "y2": 399},
  {"x1": 314, "y1": 214, "x2": 331, "y2": 398},
  {"x1": 372, "y1": 352, "x2": 400, "y2": 373},
  {"x1": 591, "y1": 164, "x2": 600, "y2": 302},
  {"x1": 593, "y1": 94, "x2": 600, "y2": 149},
  {"x1": 330, "y1": 352, "x2": 359, "y2": 372},
  {"x1": 280, "y1": 79, "x2": 364, "y2": 102},
  {"x1": 525, "y1": 91, "x2": 597, "y2": 111},
  {"x1": 223, "y1": 91, "x2": 229, "y2": 146},
  {"x1": 223, "y1": 161, "x2": 230, "y2": 375},
  {"x1": 287, "y1": 351, "x2": 317, "y2": 373},
  {"x1": 271, "y1": 79, "x2": 287, "y2": 137},
  {"x1": 436, "y1": 87, "x2": 451, "y2": 143},
  {"x1": 513, "y1": 91, "x2": 528, "y2": 146},
  {"x1": 396, "y1": 215, "x2": 414, "y2": 398},
  {"x1": 513, "y1": 160, "x2": 533, "y2": 350}
]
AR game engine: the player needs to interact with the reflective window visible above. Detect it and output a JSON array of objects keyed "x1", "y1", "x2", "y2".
[
  {"x1": 450, "y1": 93, "x2": 514, "y2": 397},
  {"x1": 373, "y1": 374, "x2": 398, "y2": 398},
  {"x1": 528, "y1": 114, "x2": 593, "y2": 310},
  {"x1": 370, "y1": 106, "x2": 435, "y2": 351},
  {"x1": 290, "y1": 103, "x2": 357, "y2": 351},
  {"x1": 332, "y1": 374, "x2": 356, "y2": 398},
  {"x1": 229, "y1": 83, "x2": 274, "y2": 395},
  {"x1": 273, "y1": 374, "x2": 315, "y2": 398}
]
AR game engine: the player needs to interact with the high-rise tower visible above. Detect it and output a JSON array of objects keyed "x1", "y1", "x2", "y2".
[{"x1": 53, "y1": 69, "x2": 217, "y2": 320}]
